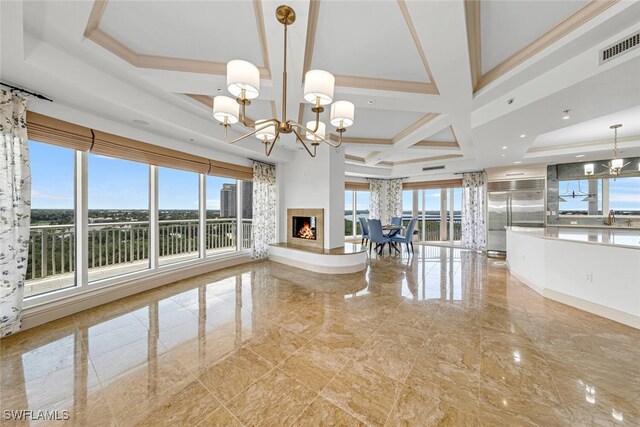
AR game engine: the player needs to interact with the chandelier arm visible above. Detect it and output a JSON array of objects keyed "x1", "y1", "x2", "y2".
[
  {"x1": 292, "y1": 128, "x2": 317, "y2": 158},
  {"x1": 264, "y1": 130, "x2": 280, "y2": 157},
  {"x1": 239, "y1": 100, "x2": 254, "y2": 128},
  {"x1": 289, "y1": 121, "x2": 341, "y2": 148},
  {"x1": 223, "y1": 119, "x2": 279, "y2": 144}
]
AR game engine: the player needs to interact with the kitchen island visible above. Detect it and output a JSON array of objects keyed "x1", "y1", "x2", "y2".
[{"x1": 507, "y1": 226, "x2": 640, "y2": 329}]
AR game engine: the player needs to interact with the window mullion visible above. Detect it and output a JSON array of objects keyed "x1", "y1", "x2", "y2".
[
  {"x1": 236, "y1": 180, "x2": 243, "y2": 251},
  {"x1": 75, "y1": 151, "x2": 88, "y2": 288},
  {"x1": 149, "y1": 165, "x2": 159, "y2": 269},
  {"x1": 199, "y1": 174, "x2": 206, "y2": 258}
]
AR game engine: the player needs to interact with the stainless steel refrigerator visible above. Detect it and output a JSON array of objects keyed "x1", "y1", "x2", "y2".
[{"x1": 487, "y1": 179, "x2": 545, "y2": 256}]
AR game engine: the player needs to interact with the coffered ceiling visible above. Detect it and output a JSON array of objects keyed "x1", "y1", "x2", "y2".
[{"x1": 2, "y1": 0, "x2": 639, "y2": 180}]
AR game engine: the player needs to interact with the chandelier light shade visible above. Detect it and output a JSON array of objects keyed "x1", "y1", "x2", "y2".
[
  {"x1": 213, "y1": 96, "x2": 239, "y2": 124},
  {"x1": 584, "y1": 163, "x2": 594, "y2": 176},
  {"x1": 306, "y1": 121, "x2": 326, "y2": 141},
  {"x1": 303, "y1": 70, "x2": 335, "y2": 105},
  {"x1": 255, "y1": 119, "x2": 277, "y2": 142},
  {"x1": 330, "y1": 101, "x2": 355, "y2": 128},
  {"x1": 611, "y1": 158, "x2": 624, "y2": 169},
  {"x1": 211, "y1": 5, "x2": 354, "y2": 157},
  {"x1": 227, "y1": 60, "x2": 261, "y2": 99}
]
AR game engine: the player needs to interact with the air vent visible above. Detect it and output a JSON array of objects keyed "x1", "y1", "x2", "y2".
[
  {"x1": 422, "y1": 165, "x2": 445, "y2": 172},
  {"x1": 600, "y1": 31, "x2": 640, "y2": 64}
]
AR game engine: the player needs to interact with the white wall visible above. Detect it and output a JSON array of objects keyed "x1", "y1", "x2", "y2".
[{"x1": 279, "y1": 146, "x2": 345, "y2": 249}]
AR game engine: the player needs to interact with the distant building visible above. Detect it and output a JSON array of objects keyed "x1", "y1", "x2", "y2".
[
  {"x1": 220, "y1": 181, "x2": 253, "y2": 219},
  {"x1": 220, "y1": 184, "x2": 236, "y2": 218},
  {"x1": 242, "y1": 181, "x2": 253, "y2": 219}
]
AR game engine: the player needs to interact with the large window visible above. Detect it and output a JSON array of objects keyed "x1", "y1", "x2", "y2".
[
  {"x1": 27, "y1": 141, "x2": 76, "y2": 297},
  {"x1": 158, "y1": 167, "x2": 200, "y2": 265},
  {"x1": 559, "y1": 179, "x2": 603, "y2": 215},
  {"x1": 206, "y1": 175, "x2": 238, "y2": 254},
  {"x1": 344, "y1": 190, "x2": 370, "y2": 238},
  {"x1": 88, "y1": 154, "x2": 150, "y2": 282},
  {"x1": 559, "y1": 177, "x2": 639, "y2": 216}
]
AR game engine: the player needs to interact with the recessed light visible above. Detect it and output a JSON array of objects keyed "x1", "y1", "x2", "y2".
[
  {"x1": 501, "y1": 154, "x2": 506, "y2": 157},
  {"x1": 575, "y1": 154, "x2": 585, "y2": 158},
  {"x1": 514, "y1": 161, "x2": 522, "y2": 164},
  {"x1": 562, "y1": 109, "x2": 571, "y2": 120},
  {"x1": 502, "y1": 146, "x2": 507, "y2": 150},
  {"x1": 132, "y1": 119, "x2": 150, "y2": 125},
  {"x1": 520, "y1": 134, "x2": 526, "y2": 138},
  {"x1": 367, "y1": 99, "x2": 375, "y2": 105}
]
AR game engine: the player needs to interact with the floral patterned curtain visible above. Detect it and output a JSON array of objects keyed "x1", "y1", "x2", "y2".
[
  {"x1": 368, "y1": 178, "x2": 403, "y2": 225},
  {"x1": 0, "y1": 90, "x2": 30, "y2": 338},
  {"x1": 251, "y1": 161, "x2": 276, "y2": 259},
  {"x1": 385, "y1": 179, "x2": 403, "y2": 223},
  {"x1": 368, "y1": 179, "x2": 383, "y2": 221},
  {"x1": 461, "y1": 172, "x2": 486, "y2": 250}
]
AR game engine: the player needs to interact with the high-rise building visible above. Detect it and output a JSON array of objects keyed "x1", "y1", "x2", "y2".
[
  {"x1": 220, "y1": 183, "x2": 236, "y2": 218},
  {"x1": 242, "y1": 181, "x2": 253, "y2": 219}
]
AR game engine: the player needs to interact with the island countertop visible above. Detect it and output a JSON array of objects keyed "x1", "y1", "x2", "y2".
[{"x1": 507, "y1": 226, "x2": 640, "y2": 250}]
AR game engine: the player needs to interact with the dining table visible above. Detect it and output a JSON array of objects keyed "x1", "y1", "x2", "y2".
[{"x1": 381, "y1": 224, "x2": 403, "y2": 253}]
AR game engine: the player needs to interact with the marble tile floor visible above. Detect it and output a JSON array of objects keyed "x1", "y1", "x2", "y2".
[{"x1": 1, "y1": 246, "x2": 639, "y2": 426}]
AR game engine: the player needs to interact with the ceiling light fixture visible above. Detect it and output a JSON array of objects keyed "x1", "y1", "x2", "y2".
[
  {"x1": 602, "y1": 124, "x2": 628, "y2": 180},
  {"x1": 502, "y1": 146, "x2": 507, "y2": 150},
  {"x1": 584, "y1": 163, "x2": 594, "y2": 177},
  {"x1": 520, "y1": 134, "x2": 526, "y2": 138},
  {"x1": 562, "y1": 109, "x2": 571, "y2": 120},
  {"x1": 575, "y1": 154, "x2": 585, "y2": 158},
  {"x1": 514, "y1": 161, "x2": 522, "y2": 164},
  {"x1": 212, "y1": 5, "x2": 354, "y2": 157}
]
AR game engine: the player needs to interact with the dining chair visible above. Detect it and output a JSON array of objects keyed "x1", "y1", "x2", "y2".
[
  {"x1": 358, "y1": 217, "x2": 369, "y2": 245},
  {"x1": 391, "y1": 218, "x2": 418, "y2": 253},
  {"x1": 387, "y1": 216, "x2": 402, "y2": 238},
  {"x1": 368, "y1": 219, "x2": 391, "y2": 255}
]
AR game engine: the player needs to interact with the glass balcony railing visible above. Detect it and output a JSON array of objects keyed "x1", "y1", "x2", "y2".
[{"x1": 25, "y1": 219, "x2": 253, "y2": 297}]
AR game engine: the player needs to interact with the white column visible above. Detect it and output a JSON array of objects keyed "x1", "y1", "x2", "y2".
[
  {"x1": 75, "y1": 151, "x2": 88, "y2": 287},
  {"x1": 149, "y1": 165, "x2": 159, "y2": 269}
]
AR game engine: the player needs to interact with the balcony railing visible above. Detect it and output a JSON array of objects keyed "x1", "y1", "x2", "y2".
[
  {"x1": 26, "y1": 219, "x2": 253, "y2": 282},
  {"x1": 345, "y1": 218, "x2": 462, "y2": 242}
]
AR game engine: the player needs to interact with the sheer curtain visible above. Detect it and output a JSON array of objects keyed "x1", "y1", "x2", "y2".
[
  {"x1": 368, "y1": 178, "x2": 403, "y2": 225},
  {"x1": 461, "y1": 172, "x2": 486, "y2": 250},
  {"x1": 251, "y1": 161, "x2": 276, "y2": 259},
  {"x1": 0, "y1": 90, "x2": 30, "y2": 337}
]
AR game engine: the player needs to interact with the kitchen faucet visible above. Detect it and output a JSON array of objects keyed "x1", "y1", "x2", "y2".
[{"x1": 604, "y1": 210, "x2": 616, "y2": 226}]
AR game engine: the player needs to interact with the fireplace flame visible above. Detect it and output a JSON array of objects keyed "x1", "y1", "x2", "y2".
[{"x1": 297, "y1": 222, "x2": 315, "y2": 239}]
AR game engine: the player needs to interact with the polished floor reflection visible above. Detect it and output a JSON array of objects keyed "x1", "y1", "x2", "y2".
[{"x1": 2, "y1": 246, "x2": 639, "y2": 426}]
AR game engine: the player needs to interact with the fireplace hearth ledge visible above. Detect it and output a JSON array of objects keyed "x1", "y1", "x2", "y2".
[{"x1": 269, "y1": 242, "x2": 366, "y2": 274}]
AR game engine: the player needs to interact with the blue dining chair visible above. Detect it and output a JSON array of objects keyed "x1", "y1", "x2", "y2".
[
  {"x1": 391, "y1": 218, "x2": 418, "y2": 253},
  {"x1": 388, "y1": 216, "x2": 402, "y2": 238},
  {"x1": 358, "y1": 217, "x2": 369, "y2": 245},
  {"x1": 367, "y1": 219, "x2": 391, "y2": 255}
]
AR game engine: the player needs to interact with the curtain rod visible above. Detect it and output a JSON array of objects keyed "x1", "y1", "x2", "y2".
[
  {"x1": 248, "y1": 158, "x2": 275, "y2": 167},
  {"x1": 1, "y1": 82, "x2": 53, "y2": 102},
  {"x1": 454, "y1": 170, "x2": 484, "y2": 175}
]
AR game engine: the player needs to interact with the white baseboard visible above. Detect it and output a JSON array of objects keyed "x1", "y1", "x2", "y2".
[
  {"x1": 20, "y1": 254, "x2": 253, "y2": 331},
  {"x1": 509, "y1": 269, "x2": 640, "y2": 330}
]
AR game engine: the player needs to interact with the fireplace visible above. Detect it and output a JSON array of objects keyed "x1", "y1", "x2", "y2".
[
  {"x1": 287, "y1": 208, "x2": 324, "y2": 248},
  {"x1": 292, "y1": 216, "x2": 316, "y2": 240}
]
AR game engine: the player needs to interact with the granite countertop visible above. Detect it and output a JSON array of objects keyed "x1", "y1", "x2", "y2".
[{"x1": 507, "y1": 226, "x2": 640, "y2": 250}]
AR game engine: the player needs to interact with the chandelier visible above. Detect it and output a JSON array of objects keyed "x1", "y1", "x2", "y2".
[
  {"x1": 603, "y1": 124, "x2": 628, "y2": 180},
  {"x1": 211, "y1": 5, "x2": 355, "y2": 157}
]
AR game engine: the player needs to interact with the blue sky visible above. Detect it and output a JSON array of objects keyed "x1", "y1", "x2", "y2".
[{"x1": 30, "y1": 140, "x2": 234, "y2": 210}]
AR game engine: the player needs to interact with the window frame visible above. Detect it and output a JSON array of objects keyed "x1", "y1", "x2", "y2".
[
  {"x1": 24, "y1": 140, "x2": 252, "y2": 308},
  {"x1": 559, "y1": 177, "x2": 640, "y2": 218}
]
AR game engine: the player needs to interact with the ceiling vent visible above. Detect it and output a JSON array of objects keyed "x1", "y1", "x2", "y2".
[
  {"x1": 422, "y1": 165, "x2": 445, "y2": 172},
  {"x1": 600, "y1": 31, "x2": 640, "y2": 65}
]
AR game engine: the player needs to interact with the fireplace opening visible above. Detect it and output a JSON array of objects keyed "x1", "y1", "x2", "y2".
[{"x1": 292, "y1": 216, "x2": 317, "y2": 240}]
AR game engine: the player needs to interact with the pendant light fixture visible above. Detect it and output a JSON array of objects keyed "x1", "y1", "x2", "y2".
[
  {"x1": 211, "y1": 5, "x2": 355, "y2": 157},
  {"x1": 602, "y1": 124, "x2": 629, "y2": 180}
]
